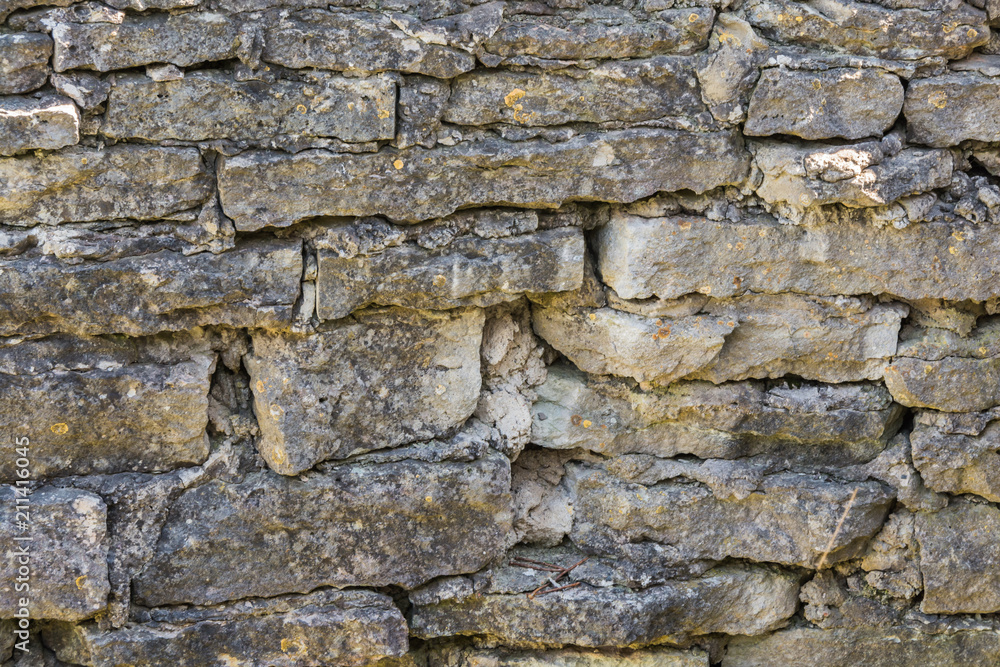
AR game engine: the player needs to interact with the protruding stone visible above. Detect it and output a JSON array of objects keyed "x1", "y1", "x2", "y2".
[
  {"x1": 44, "y1": 590, "x2": 408, "y2": 667},
  {"x1": 571, "y1": 465, "x2": 894, "y2": 568},
  {"x1": 0, "y1": 145, "x2": 212, "y2": 225},
  {"x1": 0, "y1": 237, "x2": 302, "y2": 336},
  {"x1": 0, "y1": 96, "x2": 79, "y2": 156},
  {"x1": 444, "y1": 58, "x2": 709, "y2": 127},
  {"x1": 747, "y1": 0, "x2": 988, "y2": 60},
  {"x1": 52, "y1": 12, "x2": 242, "y2": 72},
  {"x1": 905, "y1": 73, "x2": 1000, "y2": 147},
  {"x1": 133, "y1": 449, "x2": 513, "y2": 606},
  {"x1": 595, "y1": 213, "x2": 1000, "y2": 302},
  {"x1": 0, "y1": 333, "x2": 213, "y2": 481},
  {"x1": 745, "y1": 68, "x2": 903, "y2": 140},
  {"x1": 103, "y1": 71, "x2": 396, "y2": 143},
  {"x1": 263, "y1": 9, "x2": 475, "y2": 78},
  {"x1": 245, "y1": 307, "x2": 484, "y2": 476},
  {"x1": 724, "y1": 626, "x2": 1000, "y2": 666},
  {"x1": 911, "y1": 410, "x2": 1000, "y2": 502},
  {"x1": 413, "y1": 563, "x2": 798, "y2": 648},
  {"x1": 0, "y1": 486, "x2": 109, "y2": 620},
  {"x1": 317, "y1": 228, "x2": 584, "y2": 320},
  {"x1": 915, "y1": 502, "x2": 1000, "y2": 614},
  {"x1": 217, "y1": 129, "x2": 750, "y2": 229},
  {"x1": 0, "y1": 33, "x2": 52, "y2": 94},
  {"x1": 532, "y1": 364, "x2": 902, "y2": 464}
]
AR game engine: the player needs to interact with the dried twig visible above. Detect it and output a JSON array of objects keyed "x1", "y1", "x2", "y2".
[
  {"x1": 510, "y1": 561, "x2": 563, "y2": 573},
  {"x1": 533, "y1": 582, "x2": 580, "y2": 597},
  {"x1": 526, "y1": 556, "x2": 589, "y2": 599},
  {"x1": 511, "y1": 557, "x2": 561, "y2": 568},
  {"x1": 553, "y1": 557, "x2": 588, "y2": 582},
  {"x1": 816, "y1": 487, "x2": 859, "y2": 570}
]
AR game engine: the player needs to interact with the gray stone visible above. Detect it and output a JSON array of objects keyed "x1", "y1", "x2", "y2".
[
  {"x1": 752, "y1": 141, "x2": 952, "y2": 216},
  {"x1": 911, "y1": 410, "x2": 1000, "y2": 502},
  {"x1": 444, "y1": 57, "x2": 708, "y2": 127},
  {"x1": 103, "y1": 71, "x2": 395, "y2": 143},
  {"x1": 0, "y1": 486, "x2": 108, "y2": 621},
  {"x1": 217, "y1": 129, "x2": 750, "y2": 229},
  {"x1": 915, "y1": 502, "x2": 1000, "y2": 614},
  {"x1": 532, "y1": 304, "x2": 734, "y2": 386},
  {"x1": 571, "y1": 465, "x2": 894, "y2": 568},
  {"x1": 482, "y1": 9, "x2": 715, "y2": 61},
  {"x1": 412, "y1": 563, "x2": 799, "y2": 648},
  {"x1": 696, "y1": 14, "x2": 770, "y2": 126},
  {"x1": 0, "y1": 333, "x2": 213, "y2": 481},
  {"x1": 245, "y1": 307, "x2": 484, "y2": 476},
  {"x1": 0, "y1": 145, "x2": 212, "y2": 225},
  {"x1": 595, "y1": 213, "x2": 1000, "y2": 302},
  {"x1": 52, "y1": 12, "x2": 242, "y2": 72},
  {"x1": 44, "y1": 590, "x2": 407, "y2": 667},
  {"x1": 747, "y1": 0, "x2": 988, "y2": 60},
  {"x1": 51, "y1": 72, "x2": 110, "y2": 110},
  {"x1": 432, "y1": 646, "x2": 709, "y2": 667},
  {"x1": 0, "y1": 237, "x2": 302, "y2": 336},
  {"x1": 905, "y1": 73, "x2": 1000, "y2": 147},
  {"x1": 0, "y1": 33, "x2": 52, "y2": 95},
  {"x1": 1, "y1": 0, "x2": 71, "y2": 20},
  {"x1": 132, "y1": 449, "x2": 512, "y2": 606},
  {"x1": 532, "y1": 364, "x2": 902, "y2": 464},
  {"x1": 724, "y1": 626, "x2": 1000, "y2": 666},
  {"x1": 316, "y1": 228, "x2": 584, "y2": 320},
  {"x1": 745, "y1": 68, "x2": 903, "y2": 140},
  {"x1": 262, "y1": 10, "x2": 475, "y2": 79},
  {"x1": 884, "y1": 319, "x2": 1000, "y2": 412},
  {"x1": 0, "y1": 96, "x2": 79, "y2": 156}
]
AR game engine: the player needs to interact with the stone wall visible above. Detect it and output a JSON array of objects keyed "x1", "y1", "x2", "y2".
[{"x1": 2, "y1": 0, "x2": 1000, "y2": 664}]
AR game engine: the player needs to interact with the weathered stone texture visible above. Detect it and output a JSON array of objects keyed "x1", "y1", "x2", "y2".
[
  {"x1": 0, "y1": 33, "x2": 51, "y2": 94},
  {"x1": 52, "y1": 12, "x2": 242, "y2": 72},
  {"x1": 434, "y1": 646, "x2": 709, "y2": 667},
  {"x1": 0, "y1": 487, "x2": 109, "y2": 620},
  {"x1": 0, "y1": 146, "x2": 212, "y2": 225},
  {"x1": 0, "y1": 333, "x2": 213, "y2": 481},
  {"x1": 103, "y1": 72, "x2": 396, "y2": 143},
  {"x1": 745, "y1": 68, "x2": 903, "y2": 140},
  {"x1": 217, "y1": 129, "x2": 750, "y2": 229},
  {"x1": 571, "y1": 465, "x2": 894, "y2": 568},
  {"x1": 0, "y1": 238, "x2": 302, "y2": 336},
  {"x1": 412, "y1": 564, "x2": 799, "y2": 648},
  {"x1": 245, "y1": 307, "x2": 484, "y2": 476},
  {"x1": 45, "y1": 590, "x2": 408, "y2": 666},
  {"x1": 317, "y1": 228, "x2": 584, "y2": 320},
  {"x1": 596, "y1": 213, "x2": 1000, "y2": 302},
  {"x1": 911, "y1": 410, "x2": 1000, "y2": 502},
  {"x1": 133, "y1": 449, "x2": 512, "y2": 606},
  {"x1": 906, "y1": 73, "x2": 1000, "y2": 147},
  {"x1": 0, "y1": 96, "x2": 79, "y2": 156},
  {"x1": 532, "y1": 364, "x2": 902, "y2": 464}
]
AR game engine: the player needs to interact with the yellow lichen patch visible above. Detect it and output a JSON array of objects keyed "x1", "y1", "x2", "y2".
[
  {"x1": 811, "y1": 79, "x2": 822, "y2": 90},
  {"x1": 51, "y1": 423, "x2": 69, "y2": 434},
  {"x1": 432, "y1": 274, "x2": 446, "y2": 287},
  {"x1": 717, "y1": 31, "x2": 742, "y2": 46},
  {"x1": 75, "y1": 575, "x2": 88, "y2": 590},
  {"x1": 582, "y1": 420, "x2": 592, "y2": 428},
  {"x1": 969, "y1": 28, "x2": 978, "y2": 38},
  {"x1": 928, "y1": 91, "x2": 948, "y2": 109},
  {"x1": 296, "y1": 104, "x2": 307, "y2": 113},
  {"x1": 281, "y1": 638, "x2": 305, "y2": 655},
  {"x1": 377, "y1": 107, "x2": 391, "y2": 119},
  {"x1": 949, "y1": 246, "x2": 958, "y2": 255},
  {"x1": 688, "y1": 12, "x2": 699, "y2": 21},
  {"x1": 504, "y1": 89, "x2": 526, "y2": 107},
  {"x1": 256, "y1": 380, "x2": 266, "y2": 393},
  {"x1": 393, "y1": 159, "x2": 404, "y2": 170}
]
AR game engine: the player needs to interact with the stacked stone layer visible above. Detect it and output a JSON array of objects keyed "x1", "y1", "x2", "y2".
[{"x1": 2, "y1": 0, "x2": 1000, "y2": 665}]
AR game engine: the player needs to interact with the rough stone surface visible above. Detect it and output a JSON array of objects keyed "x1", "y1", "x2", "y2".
[
  {"x1": 317, "y1": 227, "x2": 583, "y2": 320},
  {"x1": 433, "y1": 646, "x2": 709, "y2": 667},
  {"x1": 0, "y1": 145, "x2": 212, "y2": 225},
  {"x1": 44, "y1": 590, "x2": 408, "y2": 666},
  {"x1": 745, "y1": 68, "x2": 903, "y2": 140},
  {"x1": 412, "y1": 564, "x2": 800, "y2": 648},
  {"x1": 906, "y1": 73, "x2": 1000, "y2": 147},
  {"x1": 0, "y1": 486, "x2": 109, "y2": 620},
  {"x1": 0, "y1": 333, "x2": 213, "y2": 481},
  {"x1": 0, "y1": 95, "x2": 79, "y2": 156},
  {"x1": 0, "y1": 33, "x2": 51, "y2": 94},
  {"x1": 103, "y1": 71, "x2": 396, "y2": 143},
  {"x1": 911, "y1": 410, "x2": 1000, "y2": 502},
  {"x1": 133, "y1": 448, "x2": 512, "y2": 606},
  {"x1": 217, "y1": 129, "x2": 750, "y2": 229},
  {"x1": 245, "y1": 307, "x2": 484, "y2": 476}
]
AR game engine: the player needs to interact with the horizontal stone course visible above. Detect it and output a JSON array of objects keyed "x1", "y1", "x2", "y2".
[
  {"x1": 906, "y1": 72, "x2": 1000, "y2": 147},
  {"x1": 0, "y1": 33, "x2": 51, "y2": 94}
]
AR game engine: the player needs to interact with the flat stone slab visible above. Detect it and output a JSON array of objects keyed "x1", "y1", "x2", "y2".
[
  {"x1": 0, "y1": 486, "x2": 109, "y2": 620},
  {"x1": 745, "y1": 67, "x2": 903, "y2": 140},
  {"x1": 103, "y1": 71, "x2": 395, "y2": 143},
  {"x1": 317, "y1": 227, "x2": 584, "y2": 320},
  {"x1": 245, "y1": 307, "x2": 484, "y2": 476},
  {"x1": 217, "y1": 128, "x2": 750, "y2": 229},
  {"x1": 911, "y1": 409, "x2": 1000, "y2": 502},
  {"x1": 433, "y1": 646, "x2": 709, "y2": 667},
  {"x1": 0, "y1": 95, "x2": 79, "y2": 156},
  {"x1": 0, "y1": 33, "x2": 51, "y2": 94},
  {"x1": 133, "y1": 448, "x2": 512, "y2": 606},
  {"x1": 906, "y1": 73, "x2": 1000, "y2": 147},
  {"x1": 0, "y1": 333, "x2": 213, "y2": 481}
]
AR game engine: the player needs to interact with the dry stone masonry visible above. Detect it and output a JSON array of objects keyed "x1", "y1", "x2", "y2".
[{"x1": 2, "y1": 0, "x2": 1000, "y2": 664}]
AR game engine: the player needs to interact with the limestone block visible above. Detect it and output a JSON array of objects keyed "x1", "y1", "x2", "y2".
[
  {"x1": 0, "y1": 96, "x2": 79, "y2": 155},
  {"x1": 0, "y1": 33, "x2": 52, "y2": 94}
]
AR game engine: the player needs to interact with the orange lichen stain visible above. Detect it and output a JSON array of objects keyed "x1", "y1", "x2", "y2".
[
  {"x1": 717, "y1": 31, "x2": 742, "y2": 46},
  {"x1": 571, "y1": 415, "x2": 583, "y2": 426},
  {"x1": 425, "y1": 495, "x2": 433, "y2": 502},
  {"x1": 811, "y1": 79, "x2": 821, "y2": 90},
  {"x1": 296, "y1": 104, "x2": 307, "y2": 113},
  {"x1": 688, "y1": 12, "x2": 699, "y2": 21},
  {"x1": 504, "y1": 89, "x2": 526, "y2": 107},
  {"x1": 75, "y1": 576, "x2": 88, "y2": 589},
  {"x1": 256, "y1": 380, "x2": 266, "y2": 392},
  {"x1": 929, "y1": 91, "x2": 948, "y2": 109},
  {"x1": 588, "y1": 313, "x2": 597, "y2": 320},
  {"x1": 678, "y1": 220, "x2": 692, "y2": 231},
  {"x1": 949, "y1": 246, "x2": 958, "y2": 255},
  {"x1": 51, "y1": 423, "x2": 69, "y2": 434},
  {"x1": 969, "y1": 28, "x2": 978, "y2": 38},
  {"x1": 952, "y1": 231, "x2": 965, "y2": 241},
  {"x1": 281, "y1": 639, "x2": 304, "y2": 655},
  {"x1": 582, "y1": 420, "x2": 592, "y2": 428},
  {"x1": 432, "y1": 274, "x2": 446, "y2": 287},
  {"x1": 942, "y1": 21, "x2": 957, "y2": 33},
  {"x1": 393, "y1": 159, "x2": 404, "y2": 170},
  {"x1": 376, "y1": 107, "x2": 391, "y2": 119}
]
